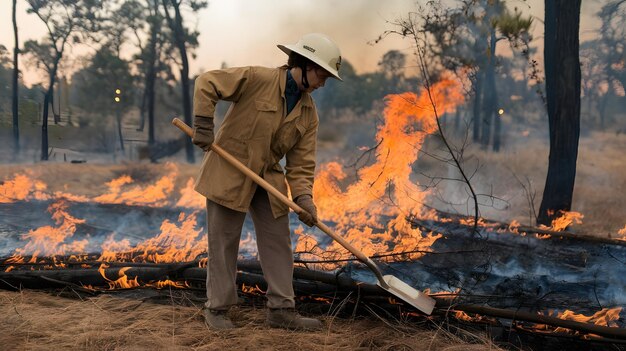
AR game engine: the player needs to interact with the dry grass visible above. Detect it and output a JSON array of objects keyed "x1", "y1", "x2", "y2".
[
  {"x1": 0, "y1": 162, "x2": 198, "y2": 199},
  {"x1": 0, "y1": 290, "x2": 502, "y2": 351}
]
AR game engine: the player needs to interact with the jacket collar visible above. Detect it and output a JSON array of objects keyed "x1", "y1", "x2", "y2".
[{"x1": 280, "y1": 67, "x2": 313, "y2": 108}]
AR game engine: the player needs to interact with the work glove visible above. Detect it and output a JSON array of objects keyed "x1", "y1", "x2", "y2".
[
  {"x1": 295, "y1": 194, "x2": 317, "y2": 227},
  {"x1": 192, "y1": 115, "x2": 214, "y2": 151}
]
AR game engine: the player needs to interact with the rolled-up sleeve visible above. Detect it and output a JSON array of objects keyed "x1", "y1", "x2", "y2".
[{"x1": 193, "y1": 67, "x2": 252, "y2": 118}]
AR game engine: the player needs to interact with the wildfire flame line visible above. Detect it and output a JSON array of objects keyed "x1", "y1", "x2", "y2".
[
  {"x1": 312, "y1": 77, "x2": 464, "y2": 257},
  {"x1": 3, "y1": 77, "x2": 468, "y2": 273}
]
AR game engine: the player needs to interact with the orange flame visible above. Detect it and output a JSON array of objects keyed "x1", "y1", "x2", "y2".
[
  {"x1": 99, "y1": 234, "x2": 132, "y2": 262},
  {"x1": 13, "y1": 201, "x2": 88, "y2": 262},
  {"x1": 455, "y1": 311, "x2": 474, "y2": 321},
  {"x1": 147, "y1": 279, "x2": 190, "y2": 289},
  {"x1": 241, "y1": 283, "x2": 266, "y2": 294},
  {"x1": 508, "y1": 220, "x2": 523, "y2": 234},
  {"x1": 556, "y1": 307, "x2": 623, "y2": 327},
  {"x1": 98, "y1": 263, "x2": 140, "y2": 289},
  {"x1": 0, "y1": 173, "x2": 50, "y2": 203},
  {"x1": 539, "y1": 210, "x2": 584, "y2": 232},
  {"x1": 99, "y1": 212, "x2": 205, "y2": 263},
  {"x1": 311, "y1": 77, "x2": 464, "y2": 257},
  {"x1": 93, "y1": 163, "x2": 178, "y2": 206},
  {"x1": 175, "y1": 178, "x2": 205, "y2": 209},
  {"x1": 617, "y1": 225, "x2": 626, "y2": 241}
]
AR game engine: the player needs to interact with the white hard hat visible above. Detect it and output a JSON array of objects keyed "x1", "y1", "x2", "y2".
[{"x1": 278, "y1": 33, "x2": 343, "y2": 81}]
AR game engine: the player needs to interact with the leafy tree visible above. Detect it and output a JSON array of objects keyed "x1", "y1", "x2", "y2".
[
  {"x1": 23, "y1": 0, "x2": 103, "y2": 161},
  {"x1": 162, "y1": 0, "x2": 208, "y2": 163},
  {"x1": 597, "y1": 0, "x2": 626, "y2": 126},
  {"x1": 580, "y1": 40, "x2": 610, "y2": 129},
  {"x1": 377, "y1": 49, "x2": 415, "y2": 96},
  {"x1": 70, "y1": 46, "x2": 134, "y2": 152},
  {"x1": 71, "y1": 47, "x2": 134, "y2": 116},
  {"x1": 0, "y1": 46, "x2": 13, "y2": 114},
  {"x1": 134, "y1": 0, "x2": 175, "y2": 146},
  {"x1": 417, "y1": 0, "x2": 532, "y2": 151},
  {"x1": 102, "y1": 0, "x2": 153, "y2": 134},
  {"x1": 599, "y1": 1, "x2": 626, "y2": 90}
]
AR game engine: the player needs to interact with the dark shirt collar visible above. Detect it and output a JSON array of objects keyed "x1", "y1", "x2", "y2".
[
  {"x1": 286, "y1": 69, "x2": 300, "y2": 95},
  {"x1": 285, "y1": 69, "x2": 301, "y2": 115}
]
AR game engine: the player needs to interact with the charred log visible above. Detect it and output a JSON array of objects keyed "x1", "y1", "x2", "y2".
[{"x1": 454, "y1": 304, "x2": 626, "y2": 340}]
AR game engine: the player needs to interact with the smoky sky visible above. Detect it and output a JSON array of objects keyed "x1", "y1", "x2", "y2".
[{"x1": 0, "y1": 0, "x2": 602, "y2": 86}]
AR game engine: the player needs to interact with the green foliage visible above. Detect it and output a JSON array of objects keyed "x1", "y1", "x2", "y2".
[
  {"x1": 21, "y1": 39, "x2": 55, "y2": 75},
  {"x1": 496, "y1": 8, "x2": 533, "y2": 48},
  {"x1": 161, "y1": 0, "x2": 207, "y2": 60},
  {"x1": 70, "y1": 46, "x2": 135, "y2": 118},
  {"x1": 378, "y1": 50, "x2": 406, "y2": 78},
  {"x1": 599, "y1": 0, "x2": 626, "y2": 95},
  {"x1": 0, "y1": 46, "x2": 41, "y2": 124},
  {"x1": 0, "y1": 46, "x2": 13, "y2": 119}
]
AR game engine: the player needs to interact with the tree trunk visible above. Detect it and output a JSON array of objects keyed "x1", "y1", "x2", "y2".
[
  {"x1": 41, "y1": 90, "x2": 50, "y2": 161},
  {"x1": 599, "y1": 91, "x2": 608, "y2": 129},
  {"x1": 41, "y1": 54, "x2": 61, "y2": 161},
  {"x1": 537, "y1": 0, "x2": 582, "y2": 225},
  {"x1": 12, "y1": 0, "x2": 19, "y2": 155},
  {"x1": 146, "y1": 3, "x2": 159, "y2": 147},
  {"x1": 493, "y1": 108, "x2": 501, "y2": 151},
  {"x1": 116, "y1": 108, "x2": 125, "y2": 151},
  {"x1": 52, "y1": 83, "x2": 60, "y2": 124},
  {"x1": 544, "y1": 0, "x2": 556, "y2": 123},
  {"x1": 472, "y1": 70, "x2": 484, "y2": 143},
  {"x1": 163, "y1": 0, "x2": 195, "y2": 163},
  {"x1": 482, "y1": 29, "x2": 499, "y2": 151},
  {"x1": 181, "y1": 69, "x2": 194, "y2": 163},
  {"x1": 137, "y1": 89, "x2": 146, "y2": 132}
]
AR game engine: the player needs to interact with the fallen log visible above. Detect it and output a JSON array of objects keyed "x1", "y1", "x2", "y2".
[
  {"x1": 454, "y1": 304, "x2": 626, "y2": 340},
  {"x1": 410, "y1": 212, "x2": 626, "y2": 247}
]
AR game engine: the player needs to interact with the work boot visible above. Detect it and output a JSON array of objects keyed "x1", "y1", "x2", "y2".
[
  {"x1": 267, "y1": 308, "x2": 323, "y2": 331},
  {"x1": 203, "y1": 308, "x2": 235, "y2": 330}
]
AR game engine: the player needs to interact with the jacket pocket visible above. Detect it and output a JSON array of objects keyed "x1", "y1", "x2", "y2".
[
  {"x1": 220, "y1": 137, "x2": 249, "y2": 160},
  {"x1": 252, "y1": 99, "x2": 278, "y2": 141},
  {"x1": 255, "y1": 99, "x2": 277, "y2": 112},
  {"x1": 273, "y1": 120, "x2": 306, "y2": 158}
]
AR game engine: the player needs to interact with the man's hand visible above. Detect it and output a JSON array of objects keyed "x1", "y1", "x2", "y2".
[
  {"x1": 192, "y1": 116, "x2": 214, "y2": 151},
  {"x1": 295, "y1": 194, "x2": 317, "y2": 227}
]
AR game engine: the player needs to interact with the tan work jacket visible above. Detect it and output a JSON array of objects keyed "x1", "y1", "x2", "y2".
[{"x1": 193, "y1": 66, "x2": 318, "y2": 218}]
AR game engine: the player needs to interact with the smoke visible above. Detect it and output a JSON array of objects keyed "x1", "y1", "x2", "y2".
[{"x1": 194, "y1": 0, "x2": 414, "y2": 74}]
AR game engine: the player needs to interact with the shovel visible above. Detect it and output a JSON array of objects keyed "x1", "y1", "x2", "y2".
[{"x1": 172, "y1": 117, "x2": 436, "y2": 315}]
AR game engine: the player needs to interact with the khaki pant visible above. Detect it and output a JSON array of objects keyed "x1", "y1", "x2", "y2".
[{"x1": 205, "y1": 187, "x2": 295, "y2": 310}]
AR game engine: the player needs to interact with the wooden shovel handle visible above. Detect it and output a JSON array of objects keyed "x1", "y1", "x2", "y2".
[{"x1": 172, "y1": 117, "x2": 372, "y2": 264}]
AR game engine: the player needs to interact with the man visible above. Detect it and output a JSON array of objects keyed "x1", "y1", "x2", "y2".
[{"x1": 191, "y1": 33, "x2": 342, "y2": 331}]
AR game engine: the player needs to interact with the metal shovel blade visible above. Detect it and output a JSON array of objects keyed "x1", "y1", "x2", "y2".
[{"x1": 379, "y1": 275, "x2": 436, "y2": 315}]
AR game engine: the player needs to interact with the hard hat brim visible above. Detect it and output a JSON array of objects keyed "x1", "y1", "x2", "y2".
[{"x1": 277, "y1": 44, "x2": 343, "y2": 81}]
